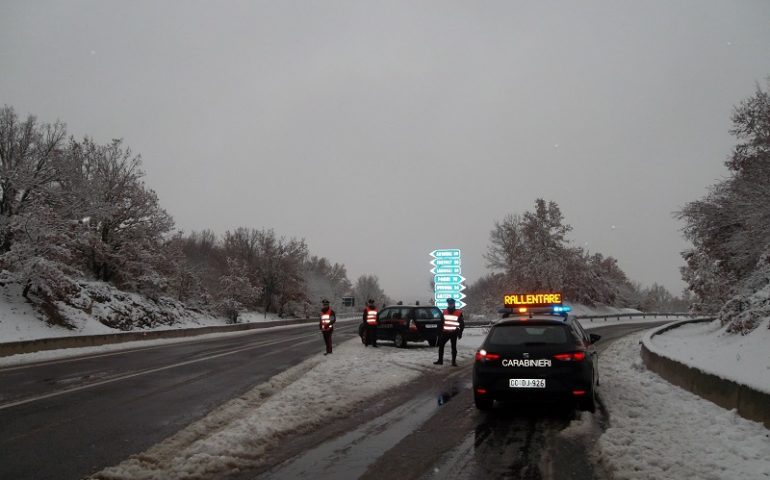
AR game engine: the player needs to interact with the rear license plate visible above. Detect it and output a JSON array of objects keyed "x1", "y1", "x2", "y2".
[
  {"x1": 509, "y1": 379, "x2": 546, "y2": 388},
  {"x1": 424, "y1": 324, "x2": 437, "y2": 328}
]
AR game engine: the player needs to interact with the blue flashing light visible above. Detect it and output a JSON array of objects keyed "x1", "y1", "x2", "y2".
[{"x1": 552, "y1": 305, "x2": 572, "y2": 313}]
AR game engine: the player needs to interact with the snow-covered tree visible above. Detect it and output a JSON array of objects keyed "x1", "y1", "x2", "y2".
[
  {"x1": 301, "y1": 256, "x2": 352, "y2": 316},
  {"x1": 353, "y1": 274, "x2": 389, "y2": 307},
  {"x1": 217, "y1": 257, "x2": 261, "y2": 323},
  {"x1": 223, "y1": 228, "x2": 308, "y2": 317},
  {"x1": 482, "y1": 198, "x2": 634, "y2": 306},
  {"x1": 677, "y1": 80, "x2": 770, "y2": 332},
  {"x1": 63, "y1": 138, "x2": 175, "y2": 292},
  {"x1": 0, "y1": 106, "x2": 68, "y2": 253}
]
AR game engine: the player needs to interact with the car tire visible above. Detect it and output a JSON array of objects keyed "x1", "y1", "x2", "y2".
[
  {"x1": 394, "y1": 332, "x2": 406, "y2": 348},
  {"x1": 474, "y1": 393, "x2": 493, "y2": 411},
  {"x1": 428, "y1": 338, "x2": 437, "y2": 347}
]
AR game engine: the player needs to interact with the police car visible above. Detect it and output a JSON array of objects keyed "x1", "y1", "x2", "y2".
[{"x1": 472, "y1": 293, "x2": 601, "y2": 412}]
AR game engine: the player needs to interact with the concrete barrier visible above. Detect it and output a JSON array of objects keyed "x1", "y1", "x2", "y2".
[
  {"x1": 0, "y1": 316, "x2": 359, "y2": 358},
  {"x1": 641, "y1": 319, "x2": 770, "y2": 429}
]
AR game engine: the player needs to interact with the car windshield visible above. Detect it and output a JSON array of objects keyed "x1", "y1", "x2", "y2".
[
  {"x1": 486, "y1": 324, "x2": 569, "y2": 346},
  {"x1": 415, "y1": 308, "x2": 442, "y2": 320}
]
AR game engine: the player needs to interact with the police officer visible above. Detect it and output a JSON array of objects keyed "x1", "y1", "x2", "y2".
[
  {"x1": 434, "y1": 298, "x2": 465, "y2": 366},
  {"x1": 320, "y1": 299, "x2": 336, "y2": 355},
  {"x1": 362, "y1": 299, "x2": 379, "y2": 347}
]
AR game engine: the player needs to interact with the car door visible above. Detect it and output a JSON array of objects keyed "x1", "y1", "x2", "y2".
[{"x1": 377, "y1": 308, "x2": 394, "y2": 339}]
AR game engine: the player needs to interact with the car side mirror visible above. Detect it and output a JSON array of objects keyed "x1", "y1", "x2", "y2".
[{"x1": 589, "y1": 333, "x2": 601, "y2": 344}]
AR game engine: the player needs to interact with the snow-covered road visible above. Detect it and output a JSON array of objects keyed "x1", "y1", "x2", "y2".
[{"x1": 89, "y1": 320, "x2": 769, "y2": 480}]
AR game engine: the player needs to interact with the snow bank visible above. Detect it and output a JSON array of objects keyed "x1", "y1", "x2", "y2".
[
  {"x1": 647, "y1": 318, "x2": 770, "y2": 395},
  {"x1": 595, "y1": 331, "x2": 770, "y2": 480}
]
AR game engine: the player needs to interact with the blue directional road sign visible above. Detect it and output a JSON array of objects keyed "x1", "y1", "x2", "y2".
[
  {"x1": 430, "y1": 249, "x2": 461, "y2": 258},
  {"x1": 434, "y1": 283, "x2": 466, "y2": 292},
  {"x1": 435, "y1": 292, "x2": 466, "y2": 301},
  {"x1": 431, "y1": 248, "x2": 467, "y2": 310},
  {"x1": 435, "y1": 300, "x2": 467, "y2": 309},
  {"x1": 434, "y1": 275, "x2": 466, "y2": 285},
  {"x1": 430, "y1": 258, "x2": 461, "y2": 268},
  {"x1": 431, "y1": 266, "x2": 462, "y2": 275}
]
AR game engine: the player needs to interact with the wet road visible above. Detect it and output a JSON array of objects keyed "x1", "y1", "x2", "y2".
[
  {"x1": 0, "y1": 320, "x2": 359, "y2": 480},
  {"x1": 255, "y1": 322, "x2": 665, "y2": 480}
]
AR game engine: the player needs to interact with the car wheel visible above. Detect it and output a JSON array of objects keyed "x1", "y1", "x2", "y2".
[
  {"x1": 394, "y1": 332, "x2": 406, "y2": 348},
  {"x1": 428, "y1": 338, "x2": 437, "y2": 347},
  {"x1": 474, "y1": 393, "x2": 493, "y2": 411}
]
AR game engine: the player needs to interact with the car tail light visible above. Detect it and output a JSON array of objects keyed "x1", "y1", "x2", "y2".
[
  {"x1": 553, "y1": 351, "x2": 586, "y2": 362},
  {"x1": 409, "y1": 321, "x2": 418, "y2": 332},
  {"x1": 572, "y1": 390, "x2": 586, "y2": 396},
  {"x1": 476, "y1": 388, "x2": 488, "y2": 395},
  {"x1": 475, "y1": 349, "x2": 501, "y2": 362}
]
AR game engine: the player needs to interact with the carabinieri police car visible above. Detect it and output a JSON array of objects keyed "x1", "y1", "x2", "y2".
[{"x1": 472, "y1": 293, "x2": 601, "y2": 412}]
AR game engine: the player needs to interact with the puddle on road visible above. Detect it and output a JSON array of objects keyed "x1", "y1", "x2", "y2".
[{"x1": 258, "y1": 382, "x2": 467, "y2": 480}]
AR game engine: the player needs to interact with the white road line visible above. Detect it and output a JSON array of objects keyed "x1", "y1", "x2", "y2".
[{"x1": 0, "y1": 329, "x2": 332, "y2": 411}]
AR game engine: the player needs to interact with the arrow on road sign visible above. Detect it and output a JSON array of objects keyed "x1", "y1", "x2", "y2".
[
  {"x1": 435, "y1": 300, "x2": 467, "y2": 309},
  {"x1": 430, "y1": 249, "x2": 461, "y2": 258},
  {"x1": 431, "y1": 266, "x2": 462, "y2": 275},
  {"x1": 430, "y1": 258, "x2": 461, "y2": 268},
  {"x1": 434, "y1": 292, "x2": 466, "y2": 301},
  {"x1": 434, "y1": 274, "x2": 466, "y2": 285}
]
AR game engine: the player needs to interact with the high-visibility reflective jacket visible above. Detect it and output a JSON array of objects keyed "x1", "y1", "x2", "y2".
[
  {"x1": 364, "y1": 306, "x2": 378, "y2": 326},
  {"x1": 320, "y1": 309, "x2": 336, "y2": 331},
  {"x1": 442, "y1": 309, "x2": 464, "y2": 333}
]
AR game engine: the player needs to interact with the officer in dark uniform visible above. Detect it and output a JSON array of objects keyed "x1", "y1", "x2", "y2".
[
  {"x1": 434, "y1": 298, "x2": 465, "y2": 366},
  {"x1": 320, "y1": 299, "x2": 336, "y2": 355},
  {"x1": 362, "y1": 299, "x2": 379, "y2": 347}
]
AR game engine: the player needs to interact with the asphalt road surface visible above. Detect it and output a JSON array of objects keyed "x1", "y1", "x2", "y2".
[{"x1": 0, "y1": 320, "x2": 360, "y2": 480}]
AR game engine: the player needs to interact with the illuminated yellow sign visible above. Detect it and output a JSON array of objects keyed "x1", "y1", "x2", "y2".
[{"x1": 504, "y1": 293, "x2": 562, "y2": 307}]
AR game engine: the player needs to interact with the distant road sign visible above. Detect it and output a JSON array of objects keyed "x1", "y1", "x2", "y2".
[
  {"x1": 430, "y1": 249, "x2": 461, "y2": 258},
  {"x1": 434, "y1": 283, "x2": 466, "y2": 292},
  {"x1": 434, "y1": 292, "x2": 466, "y2": 301},
  {"x1": 430, "y1": 258, "x2": 461, "y2": 268},
  {"x1": 431, "y1": 248, "x2": 467, "y2": 310},
  {"x1": 435, "y1": 300, "x2": 467, "y2": 309},
  {"x1": 434, "y1": 274, "x2": 466, "y2": 285},
  {"x1": 431, "y1": 266, "x2": 462, "y2": 275}
]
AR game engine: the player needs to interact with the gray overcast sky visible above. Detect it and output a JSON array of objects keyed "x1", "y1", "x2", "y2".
[{"x1": 2, "y1": 1, "x2": 770, "y2": 302}]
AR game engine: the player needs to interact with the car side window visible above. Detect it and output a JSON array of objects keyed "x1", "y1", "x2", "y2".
[
  {"x1": 399, "y1": 308, "x2": 412, "y2": 320},
  {"x1": 568, "y1": 320, "x2": 589, "y2": 345},
  {"x1": 379, "y1": 309, "x2": 392, "y2": 321}
]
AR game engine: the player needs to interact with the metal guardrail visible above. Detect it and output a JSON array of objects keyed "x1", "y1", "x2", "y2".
[
  {"x1": 464, "y1": 312, "x2": 705, "y2": 329},
  {"x1": 572, "y1": 312, "x2": 702, "y2": 322}
]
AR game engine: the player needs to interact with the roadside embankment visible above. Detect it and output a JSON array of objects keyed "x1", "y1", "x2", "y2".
[{"x1": 641, "y1": 318, "x2": 770, "y2": 429}]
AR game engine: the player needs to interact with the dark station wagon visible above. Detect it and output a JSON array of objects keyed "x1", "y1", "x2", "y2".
[{"x1": 359, "y1": 305, "x2": 443, "y2": 348}]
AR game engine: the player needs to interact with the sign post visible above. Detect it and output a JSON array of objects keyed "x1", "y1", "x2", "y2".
[{"x1": 430, "y1": 249, "x2": 467, "y2": 310}]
